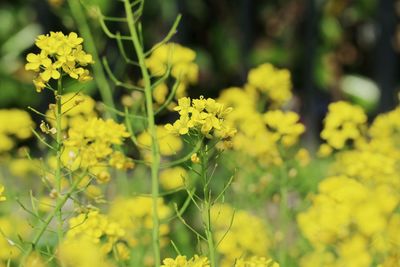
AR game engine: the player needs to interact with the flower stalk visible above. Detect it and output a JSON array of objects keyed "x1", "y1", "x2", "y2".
[
  {"x1": 199, "y1": 144, "x2": 217, "y2": 267},
  {"x1": 55, "y1": 77, "x2": 64, "y2": 243},
  {"x1": 123, "y1": 0, "x2": 161, "y2": 265}
]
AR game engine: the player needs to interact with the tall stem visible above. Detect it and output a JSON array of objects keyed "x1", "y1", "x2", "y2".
[
  {"x1": 277, "y1": 146, "x2": 289, "y2": 266},
  {"x1": 200, "y1": 146, "x2": 217, "y2": 267},
  {"x1": 123, "y1": 1, "x2": 161, "y2": 266},
  {"x1": 20, "y1": 173, "x2": 86, "y2": 266},
  {"x1": 55, "y1": 78, "x2": 64, "y2": 242},
  {"x1": 67, "y1": 0, "x2": 116, "y2": 119}
]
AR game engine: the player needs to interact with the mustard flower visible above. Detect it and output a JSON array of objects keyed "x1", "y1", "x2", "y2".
[
  {"x1": 159, "y1": 166, "x2": 187, "y2": 190},
  {"x1": 165, "y1": 97, "x2": 236, "y2": 140},
  {"x1": 0, "y1": 185, "x2": 5, "y2": 202},
  {"x1": 137, "y1": 126, "x2": 183, "y2": 157},
  {"x1": 0, "y1": 109, "x2": 34, "y2": 153},
  {"x1": 58, "y1": 236, "x2": 115, "y2": 267},
  {"x1": 108, "y1": 197, "x2": 171, "y2": 248},
  {"x1": 146, "y1": 43, "x2": 198, "y2": 84},
  {"x1": 161, "y1": 255, "x2": 210, "y2": 267},
  {"x1": 320, "y1": 101, "x2": 367, "y2": 151},
  {"x1": 211, "y1": 204, "x2": 272, "y2": 267},
  {"x1": 247, "y1": 63, "x2": 292, "y2": 107},
  {"x1": 235, "y1": 256, "x2": 280, "y2": 267},
  {"x1": 25, "y1": 31, "x2": 93, "y2": 92},
  {"x1": 45, "y1": 92, "x2": 97, "y2": 129},
  {"x1": 146, "y1": 43, "x2": 198, "y2": 100},
  {"x1": 66, "y1": 211, "x2": 125, "y2": 254},
  {"x1": 263, "y1": 110, "x2": 305, "y2": 147}
]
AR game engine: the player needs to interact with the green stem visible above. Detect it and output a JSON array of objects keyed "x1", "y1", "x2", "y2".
[
  {"x1": 199, "y1": 146, "x2": 217, "y2": 267},
  {"x1": 56, "y1": 78, "x2": 63, "y2": 243},
  {"x1": 277, "y1": 146, "x2": 289, "y2": 266},
  {"x1": 67, "y1": 0, "x2": 116, "y2": 119},
  {"x1": 20, "y1": 173, "x2": 86, "y2": 266},
  {"x1": 123, "y1": 1, "x2": 161, "y2": 266}
]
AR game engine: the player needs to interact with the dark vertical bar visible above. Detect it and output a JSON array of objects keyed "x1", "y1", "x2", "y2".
[
  {"x1": 239, "y1": 0, "x2": 254, "y2": 82},
  {"x1": 302, "y1": 0, "x2": 319, "y2": 150},
  {"x1": 375, "y1": 0, "x2": 398, "y2": 112}
]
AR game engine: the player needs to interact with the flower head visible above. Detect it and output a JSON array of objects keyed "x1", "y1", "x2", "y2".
[{"x1": 25, "y1": 31, "x2": 93, "y2": 92}]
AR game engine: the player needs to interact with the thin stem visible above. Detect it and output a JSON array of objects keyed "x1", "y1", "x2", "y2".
[
  {"x1": 68, "y1": 0, "x2": 116, "y2": 119},
  {"x1": 55, "y1": 78, "x2": 64, "y2": 243},
  {"x1": 123, "y1": 0, "x2": 161, "y2": 265},
  {"x1": 277, "y1": 145, "x2": 290, "y2": 266},
  {"x1": 20, "y1": 172, "x2": 86, "y2": 266},
  {"x1": 199, "y1": 146, "x2": 217, "y2": 267}
]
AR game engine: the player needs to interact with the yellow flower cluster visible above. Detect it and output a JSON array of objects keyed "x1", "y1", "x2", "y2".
[
  {"x1": 0, "y1": 109, "x2": 34, "y2": 153},
  {"x1": 299, "y1": 102, "x2": 400, "y2": 266},
  {"x1": 247, "y1": 63, "x2": 292, "y2": 107},
  {"x1": 235, "y1": 256, "x2": 280, "y2": 267},
  {"x1": 218, "y1": 86, "x2": 303, "y2": 166},
  {"x1": 108, "y1": 197, "x2": 171, "y2": 248},
  {"x1": 298, "y1": 175, "x2": 399, "y2": 266},
  {"x1": 211, "y1": 204, "x2": 272, "y2": 267},
  {"x1": 0, "y1": 185, "x2": 5, "y2": 202},
  {"x1": 66, "y1": 210, "x2": 125, "y2": 254},
  {"x1": 25, "y1": 31, "x2": 93, "y2": 92},
  {"x1": 320, "y1": 101, "x2": 367, "y2": 152},
  {"x1": 161, "y1": 255, "x2": 210, "y2": 267},
  {"x1": 58, "y1": 237, "x2": 115, "y2": 267},
  {"x1": 146, "y1": 43, "x2": 198, "y2": 105},
  {"x1": 146, "y1": 43, "x2": 198, "y2": 84},
  {"x1": 264, "y1": 110, "x2": 305, "y2": 147},
  {"x1": 62, "y1": 117, "x2": 133, "y2": 183},
  {"x1": 165, "y1": 97, "x2": 236, "y2": 140},
  {"x1": 45, "y1": 92, "x2": 97, "y2": 129}
]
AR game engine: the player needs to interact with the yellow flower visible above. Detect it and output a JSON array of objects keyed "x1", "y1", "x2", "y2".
[
  {"x1": 165, "y1": 97, "x2": 236, "y2": 140},
  {"x1": 320, "y1": 101, "x2": 367, "y2": 150},
  {"x1": 146, "y1": 43, "x2": 198, "y2": 84},
  {"x1": 108, "y1": 197, "x2": 171, "y2": 252},
  {"x1": 58, "y1": 237, "x2": 115, "y2": 267},
  {"x1": 161, "y1": 255, "x2": 210, "y2": 267},
  {"x1": 160, "y1": 167, "x2": 187, "y2": 190},
  {"x1": 61, "y1": 117, "x2": 131, "y2": 182},
  {"x1": 211, "y1": 204, "x2": 272, "y2": 267},
  {"x1": 0, "y1": 185, "x2": 5, "y2": 202},
  {"x1": 235, "y1": 256, "x2": 280, "y2": 267},
  {"x1": 0, "y1": 109, "x2": 34, "y2": 153},
  {"x1": 247, "y1": 63, "x2": 292, "y2": 107},
  {"x1": 25, "y1": 51, "x2": 48, "y2": 71},
  {"x1": 263, "y1": 110, "x2": 305, "y2": 146},
  {"x1": 25, "y1": 31, "x2": 93, "y2": 92},
  {"x1": 137, "y1": 126, "x2": 183, "y2": 157},
  {"x1": 66, "y1": 211, "x2": 125, "y2": 254}
]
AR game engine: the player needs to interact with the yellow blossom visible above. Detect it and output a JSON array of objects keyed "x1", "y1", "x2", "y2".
[
  {"x1": 160, "y1": 167, "x2": 187, "y2": 190},
  {"x1": 0, "y1": 109, "x2": 34, "y2": 153},
  {"x1": 58, "y1": 237, "x2": 115, "y2": 267},
  {"x1": 235, "y1": 256, "x2": 280, "y2": 267},
  {"x1": 320, "y1": 101, "x2": 367, "y2": 151},
  {"x1": 25, "y1": 31, "x2": 93, "y2": 92},
  {"x1": 0, "y1": 185, "x2": 5, "y2": 202},
  {"x1": 247, "y1": 63, "x2": 292, "y2": 107},
  {"x1": 263, "y1": 110, "x2": 305, "y2": 146},
  {"x1": 165, "y1": 97, "x2": 236, "y2": 139},
  {"x1": 161, "y1": 255, "x2": 210, "y2": 267}
]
